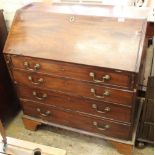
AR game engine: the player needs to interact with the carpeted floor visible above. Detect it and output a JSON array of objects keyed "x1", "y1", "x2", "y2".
[{"x1": 5, "y1": 112, "x2": 153, "y2": 155}]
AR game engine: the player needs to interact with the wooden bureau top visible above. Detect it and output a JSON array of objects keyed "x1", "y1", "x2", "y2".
[{"x1": 4, "y1": 3, "x2": 147, "y2": 72}]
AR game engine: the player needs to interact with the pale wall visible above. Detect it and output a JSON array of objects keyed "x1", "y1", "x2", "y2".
[
  {"x1": 0, "y1": 0, "x2": 44, "y2": 28},
  {"x1": 0, "y1": 0, "x2": 136, "y2": 28}
]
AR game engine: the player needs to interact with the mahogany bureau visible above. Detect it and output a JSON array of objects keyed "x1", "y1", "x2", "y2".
[{"x1": 3, "y1": 3, "x2": 147, "y2": 155}]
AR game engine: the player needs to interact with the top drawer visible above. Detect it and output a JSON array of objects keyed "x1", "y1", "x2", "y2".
[{"x1": 9, "y1": 55, "x2": 135, "y2": 89}]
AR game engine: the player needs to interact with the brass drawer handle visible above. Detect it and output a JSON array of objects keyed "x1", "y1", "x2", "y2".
[
  {"x1": 93, "y1": 121, "x2": 110, "y2": 131},
  {"x1": 89, "y1": 72, "x2": 110, "y2": 83},
  {"x1": 23, "y1": 61, "x2": 40, "y2": 71},
  {"x1": 90, "y1": 88, "x2": 110, "y2": 98},
  {"x1": 33, "y1": 91, "x2": 47, "y2": 100},
  {"x1": 69, "y1": 16, "x2": 75, "y2": 22},
  {"x1": 92, "y1": 104, "x2": 111, "y2": 113},
  {"x1": 28, "y1": 76, "x2": 43, "y2": 85},
  {"x1": 37, "y1": 108, "x2": 51, "y2": 117}
]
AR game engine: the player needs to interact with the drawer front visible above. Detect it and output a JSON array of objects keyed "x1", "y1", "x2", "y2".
[
  {"x1": 16, "y1": 86, "x2": 132, "y2": 123},
  {"x1": 12, "y1": 69, "x2": 135, "y2": 106},
  {"x1": 10, "y1": 55, "x2": 134, "y2": 89},
  {"x1": 21, "y1": 100, "x2": 132, "y2": 140}
]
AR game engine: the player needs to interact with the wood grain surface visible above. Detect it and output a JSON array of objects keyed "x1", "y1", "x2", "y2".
[
  {"x1": 12, "y1": 69, "x2": 135, "y2": 106},
  {"x1": 21, "y1": 99, "x2": 132, "y2": 140},
  {"x1": 4, "y1": 4, "x2": 147, "y2": 72},
  {"x1": 16, "y1": 85, "x2": 132, "y2": 123}
]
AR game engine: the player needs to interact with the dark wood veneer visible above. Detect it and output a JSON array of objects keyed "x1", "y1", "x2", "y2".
[
  {"x1": 16, "y1": 85, "x2": 132, "y2": 123},
  {"x1": 21, "y1": 99, "x2": 132, "y2": 140},
  {"x1": 12, "y1": 69, "x2": 135, "y2": 106},
  {"x1": 10, "y1": 55, "x2": 135, "y2": 89}
]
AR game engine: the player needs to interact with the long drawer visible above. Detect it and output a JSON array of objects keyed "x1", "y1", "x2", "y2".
[
  {"x1": 10, "y1": 55, "x2": 135, "y2": 89},
  {"x1": 12, "y1": 69, "x2": 135, "y2": 106},
  {"x1": 21, "y1": 99, "x2": 132, "y2": 140},
  {"x1": 16, "y1": 86, "x2": 132, "y2": 123}
]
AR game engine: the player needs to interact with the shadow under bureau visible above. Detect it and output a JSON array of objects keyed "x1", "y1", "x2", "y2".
[{"x1": 3, "y1": 3, "x2": 147, "y2": 155}]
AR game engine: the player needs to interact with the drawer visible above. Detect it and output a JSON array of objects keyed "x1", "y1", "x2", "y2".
[
  {"x1": 10, "y1": 55, "x2": 134, "y2": 89},
  {"x1": 12, "y1": 69, "x2": 136, "y2": 106},
  {"x1": 16, "y1": 86, "x2": 132, "y2": 123},
  {"x1": 21, "y1": 100, "x2": 132, "y2": 140}
]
